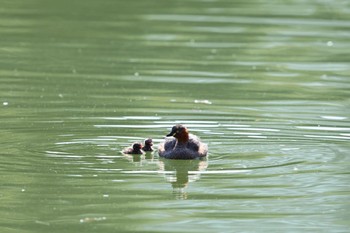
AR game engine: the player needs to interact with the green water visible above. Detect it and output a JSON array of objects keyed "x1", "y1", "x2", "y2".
[{"x1": 1, "y1": 0, "x2": 350, "y2": 232}]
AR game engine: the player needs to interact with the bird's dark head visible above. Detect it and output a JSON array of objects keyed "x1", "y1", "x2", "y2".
[
  {"x1": 166, "y1": 124, "x2": 189, "y2": 142},
  {"x1": 132, "y1": 143, "x2": 142, "y2": 151},
  {"x1": 144, "y1": 138, "x2": 153, "y2": 146}
]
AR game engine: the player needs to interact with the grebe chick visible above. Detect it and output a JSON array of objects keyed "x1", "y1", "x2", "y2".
[
  {"x1": 123, "y1": 142, "x2": 144, "y2": 154},
  {"x1": 142, "y1": 138, "x2": 154, "y2": 152}
]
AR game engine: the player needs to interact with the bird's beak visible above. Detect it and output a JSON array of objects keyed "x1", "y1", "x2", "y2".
[{"x1": 166, "y1": 128, "x2": 177, "y2": 137}]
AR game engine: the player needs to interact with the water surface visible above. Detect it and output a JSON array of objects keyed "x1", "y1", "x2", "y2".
[{"x1": 1, "y1": 0, "x2": 350, "y2": 232}]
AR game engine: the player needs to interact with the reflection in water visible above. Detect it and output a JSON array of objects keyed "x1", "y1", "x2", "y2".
[
  {"x1": 124, "y1": 153, "x2": 144, "y2": 163},
  {"x1": 121, "y1": 149, "x2": 208, "y2": 199},
  {"x1": 158, "y1": 158, "x2": 208, "y2": 199},
  {"x1": 122, "y1": 152, "x2": 155, "y2": 165}
]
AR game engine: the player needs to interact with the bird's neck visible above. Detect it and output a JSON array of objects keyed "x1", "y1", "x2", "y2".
[{"x1": 176, "y1": 131, "x2": 189, "y2": 144}]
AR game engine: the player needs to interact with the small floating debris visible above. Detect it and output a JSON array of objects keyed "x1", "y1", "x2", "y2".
[
  {"x1": 327, "y1": 41, "x2": 334, "y2": 47},
  {"x1": 80, "y1": 216, "x2": 107, "y2": 223},
  {"x1": 194, "y1": 99, "x2": 212, "y2": 105},
  {"x1": 3, "y1": 101, "x2": 8, "y2": 106}
]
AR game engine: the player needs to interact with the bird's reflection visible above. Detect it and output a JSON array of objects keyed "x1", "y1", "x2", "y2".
[
  {"x1": 122, "y1": 152, "x2": 155, "y2": 165},
  {"x1": 122, "y1": 151, "x2": 208, "y2": 199},
  {"x1": 158, "y1": 158, "x2": 208, "y2": 199}
]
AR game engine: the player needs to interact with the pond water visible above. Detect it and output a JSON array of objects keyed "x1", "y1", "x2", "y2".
[{"x1": 1, "y1": 0, "x2": 350, "y2": 232}]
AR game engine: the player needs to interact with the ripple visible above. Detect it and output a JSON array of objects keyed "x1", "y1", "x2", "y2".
[
  {"x1": 303, "y1": 135, "x2": 350, "y2": 140},
  {"x1": 150, "y1": 70, "x2": 232, "y2": 77},
  {"x1": 189, "y1": 26, "x2": 244, "y2": 34},
  {"x1": 122, "y1": 170, "x2": 175, "y2": 174},
  {"x1": 95, "y1": 123, "x2": 220, "y2": 129},
  {"x1": 55, "y1": 137, "x2": 116, "y2": 145},
  {"x1": 321, "y1": 116, "x2": 347, "y2": 120},
  {"x1": 94, "y1": 124, "x2": 170, "y2": 128},
  {"x1": 45, "y1": 151, "x2": 83, "y2": 158},
  {"x1": 188, "y1": 170, "x2": 251, "y2": 175},
  {"x1": 287, "y1": 63, "x2": 350, "y2": 72},
  {"x1": 233, "y1": 132, "x2": 262, "y2": 135},
  {"x1": 144, "y1": 14, "x2": 350, "y2": 27},
  {"x1": 228, "y1": 127, "x2": 280, "y2": 132},
  {"x1": 120, "y1": 75, "x2": 251, "y2": 84},
  {"x1": 100, "y1": 116, "x2": 162, "y2": 120},
  {"x1": 297, "y1": 126, "x2": 350, "y2": 131},
  {"x1": 156, "y1": 120, "x2": 218, "y2": 124},
  {"x1": 281, "y1": 148, "x2": 300, "y2": 151},
  {"x1": 247, "y1": 135, "x2": 268, "y2": 139},
  {"x1": 80, "y1": 168, "x2": 122, "y2": 172}
]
